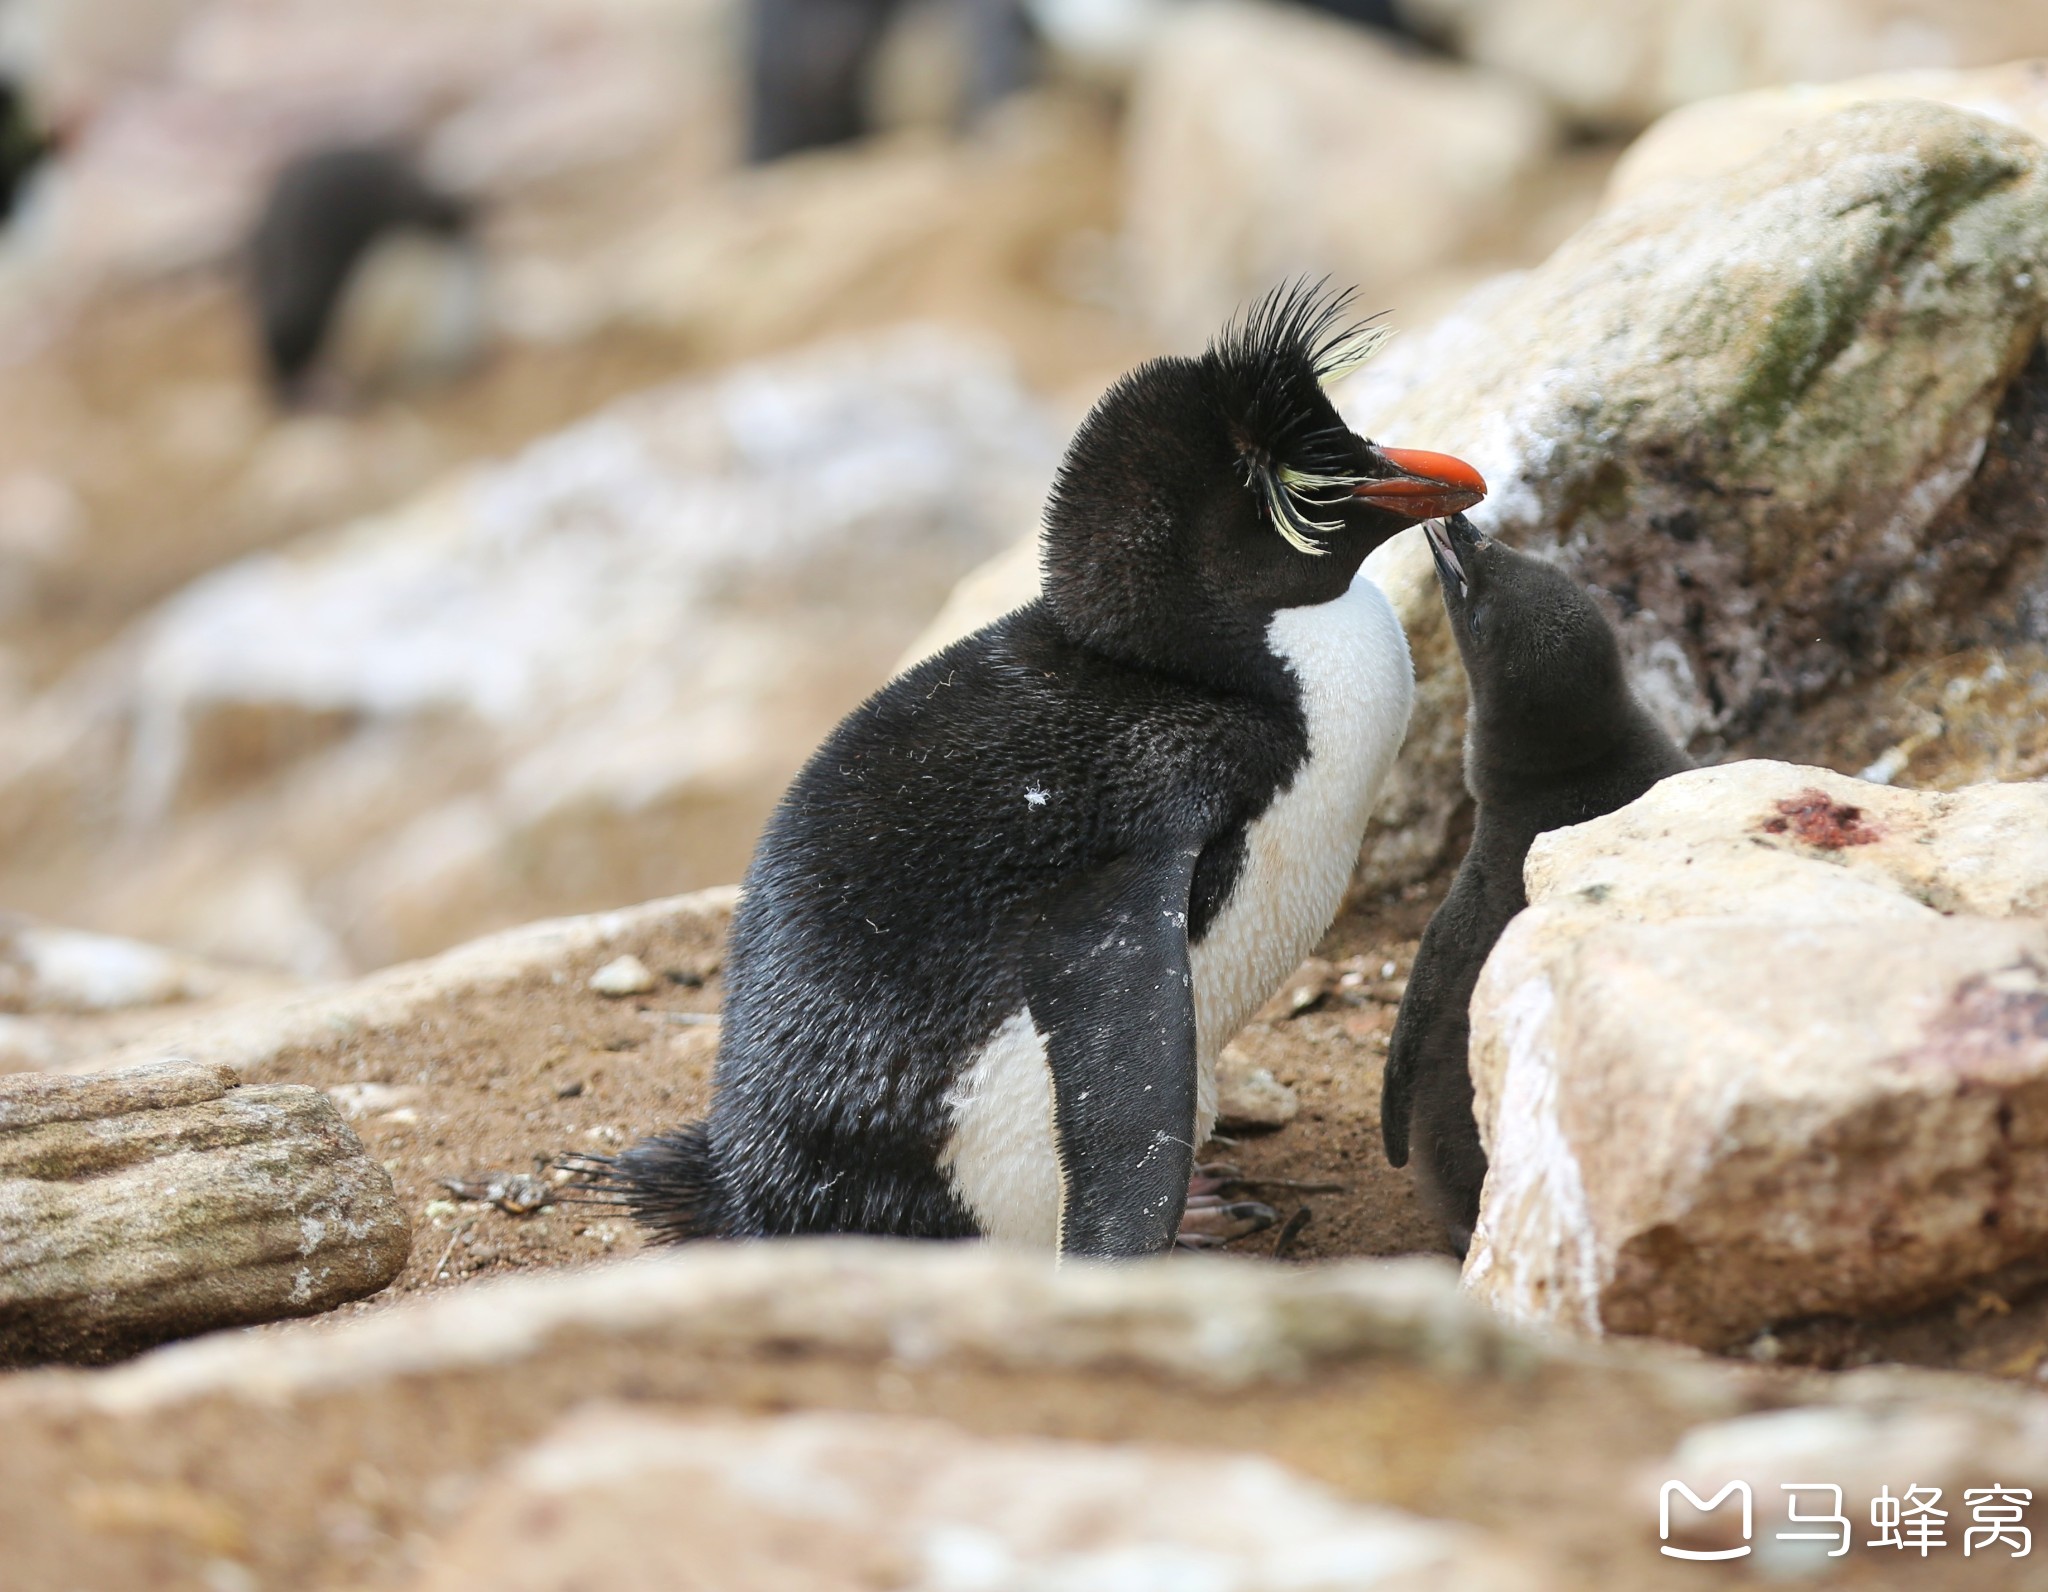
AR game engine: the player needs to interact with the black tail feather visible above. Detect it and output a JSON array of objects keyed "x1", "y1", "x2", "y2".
[{"x1": 556, "y1": 1123, "x2": 728, "y2": 1244}]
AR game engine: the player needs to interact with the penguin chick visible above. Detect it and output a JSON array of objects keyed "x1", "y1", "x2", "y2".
[
  {"x1": 585, "y1": 281, "x2": 1485, "y2": 1258},
  {"x1": 248, "y1": 145, "x2": 485, "y2": 407},
  {"x1": 1381, "y1": 512, "x2": 1691, "y2": 1253}
]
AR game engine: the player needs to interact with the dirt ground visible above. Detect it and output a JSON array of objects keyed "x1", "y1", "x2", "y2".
[
  {"x1": 230, "y1": 854, "x2": 2048, "y2": 1389},
  {"x1": 238, "y1": 875, "x2": 1450, "y2": 1333}
]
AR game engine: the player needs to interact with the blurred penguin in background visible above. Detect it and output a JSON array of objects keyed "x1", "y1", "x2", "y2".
[
  {"x1": 0, "y1": 74, "x2": 56, "y2": 229},
  {"x1": 746, "y1": 0, "x2": 1034, "y2": 160},
  {"x1": 747, "y1": 0, "x2": 1419, "y2": 161},
  {"x1": 248, "y1": 145, "x2": 487, "y2": 408}
]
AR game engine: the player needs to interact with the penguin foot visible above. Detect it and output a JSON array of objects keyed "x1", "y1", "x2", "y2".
[
  {"x1": 1175, "y1": 1197, "x2": 1279, "y2": 1248},
  {"x1": 1175, "y1": 1176, "x2": 1280, "y2": 1249}
]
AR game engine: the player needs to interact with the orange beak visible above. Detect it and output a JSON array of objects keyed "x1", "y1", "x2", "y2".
[{"x1": 1352, "y1": 448, "x2": 1487, "y2": 522}]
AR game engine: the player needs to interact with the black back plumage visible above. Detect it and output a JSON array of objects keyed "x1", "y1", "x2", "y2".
[
  {"x1": 1382, "y1": 513, "x2": 1692, "y2": 1251},
  {"x1": 248, "y1": 145, "x2": 470, "y2": 399},
  {"x1": 597, "y1": 281, "x2": 1425, "y2": 1245}
]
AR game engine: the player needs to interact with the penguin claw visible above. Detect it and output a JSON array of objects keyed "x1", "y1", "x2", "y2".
[{"x1": 1176, "y1": 1195, "x2": 1279, "y2": 1244}]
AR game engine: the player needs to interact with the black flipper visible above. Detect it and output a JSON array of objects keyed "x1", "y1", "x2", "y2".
[
  {"x1": 1380, "y1": 862, "x2": 1483, "y2": 1167},
  {"x1": 1021, "y1": 844, "x2": 1202, "y2": 1259}
]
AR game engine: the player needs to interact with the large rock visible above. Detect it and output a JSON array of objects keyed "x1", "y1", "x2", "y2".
[
  {"x1": 1608, "y1": 61, "x2": 2048, "y2": 207},
  {"x1": 9, "y1": 0, "x2": 736, "y2": 289},
  {"x1": 907, "y1": 101, "x2": 2048, "y2": 892},
  {"x1": 78, "y1": 887, "x2": 736, "y2": 1082},
  {"x1": 1397, "y1": 0, "x2": 2048, "y2": 130},
  {"x1": 1123, "y1": 0, "x2": 1557, "y2": 347},
  {"x1": 1336, "y1": 97, "x2": 2048, "y2": 887},
  {"x1": 0, "y1": 920, "x2": 293, "y2": 1075},
  {"x1": 408, "y1": 1407, "x2": 1535, "y2": 1592},
  {"x1": 0, "y1": 1056, "x2": 409, "y2": 1366},
  {"x1": 604, "y1": 94, "x2": 1138, "y2": 379},
  {"x1": 4, "y1": 1238, "x2": 2044, "y2": 1592},
  {"x1": 0, "y1": 331, "x2": 1055, "y2": 972},
  {"x1": 50, "y1": 887, "x2": 733, "y2": 1298},
  {"x1": 1463, "y1": 760, "x2": 2048, "y2": 1349}
]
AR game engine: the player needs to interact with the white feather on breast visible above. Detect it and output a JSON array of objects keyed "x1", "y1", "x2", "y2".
[
  {"x1": 940, "y1": 570, "x2": 1415, "y2": 1248},
  {"x1": 1187, "y1": 572, "x2": 1415, "y2": 1139}
]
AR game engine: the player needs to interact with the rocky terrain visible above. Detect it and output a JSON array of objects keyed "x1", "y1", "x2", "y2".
[{"x1": 9, "y1": 2, "x2": 2048, "y2": 1588}]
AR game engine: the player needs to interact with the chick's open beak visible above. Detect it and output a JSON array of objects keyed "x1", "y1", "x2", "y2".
[
  {"x1": 1424, "y1": 516, "x2": 1468, "y2": 598},
  {"x1": 1352, "y1": 448, "x2": 1487, "y2": 522}
]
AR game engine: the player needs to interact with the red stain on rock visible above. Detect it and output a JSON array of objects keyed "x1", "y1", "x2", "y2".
[{"x1": 1760, "y1": 789, "x2": 1881, "y2": 849}]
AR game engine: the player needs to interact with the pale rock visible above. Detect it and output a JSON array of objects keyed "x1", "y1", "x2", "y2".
[
  {"x1": 1334, "y1": 99, "x2": 2048, "y2": 889},
  {"x1": 0, "y1": 331, "x2": 1055, "y2": 971},
  {"x1": 12, "y1": 1234, "x2": 2048, "y2": 1591},
  {"x1": 0, "y1": 1015, "x2": 62, "y2": 1072},
  {"x1": 0, "y1": 923, "x2": 292, "y2": 1078},
  {"x1": 1521, "y1": 761, "x2": 2048, "y2": 923},
  {"x1": 324, "y1": 1082, "x2": 420, "y2": 1122},
  {"x1": 1463, "y1": 760, "x2": 2048, "y2": 1349},
  {"x1": 1608, "y1": 60, "x2": 2048, "y2": 207},
  {"x1": 10, "y1": 0, "x2": 735, "y2": 290},
  {"x1": 0, "y1": 922, "x2": 201, "y2": 1013},
  {"x1": 1215, "y1": 1041, "x2": 1302, "y2": 1131},
  {"x1": 407, "y1": 1406, "x2": 1536, "y2": 1592},
  {"x1": 76, "y1": 887, "x2": 736, "y2": 1082},
  {"x1": 1260, "y1": 956, "x2": 1336, "y2": 1021},
  {"x1": 1124, "y1": 0, "x2": 1557, "y2": 347},
  {"x1": 587, "y1": 953, "x2": 657, "y2": 998},
  {"x1": 606, "y1": 95, "x2": 1118, "y2": 364},
  {"x1": 1397, "y1": 0, "x2": 2048, "y2": 130},
  {"x1": 1653, "y1": 1402, "x2": 2048, "y2": 1567},
  {"x1": 0, "y1": 1056, "x2": 409, "y2": 1366}
]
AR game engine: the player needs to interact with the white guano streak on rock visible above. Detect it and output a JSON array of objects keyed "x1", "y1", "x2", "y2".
[{"x1": 1463, "y1": 970, "x2": 1603, "y2": 1336}]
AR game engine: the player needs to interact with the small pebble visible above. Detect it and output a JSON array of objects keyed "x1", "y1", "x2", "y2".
[{"x1": 590, "y1": 954, "x2": 658, "y2": 997}]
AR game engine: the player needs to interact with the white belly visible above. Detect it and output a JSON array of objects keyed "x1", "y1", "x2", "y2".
[
  {"x1": 940, "y1": 572, "x2": 1415, "y2": 1248},
  {"x1": 1187, "y1": 572, "x2": 1414, "y2": 1135}
]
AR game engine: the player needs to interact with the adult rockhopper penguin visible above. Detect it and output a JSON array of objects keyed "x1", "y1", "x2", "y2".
[
  {"x1": 582, "y1": 282, "x2": 1485, "y2": 1258},
  {"x1": 1381, "y1": 512, "x2": 1691, "y2": 1253}
]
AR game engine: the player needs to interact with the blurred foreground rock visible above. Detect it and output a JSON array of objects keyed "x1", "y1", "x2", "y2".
[
  {"x1": 0, "y1": 1057, "x2": 408, "y2": 1367},
  {"x1": 1398, "y1": 0, "x2": 2048, "y2": 130},
  {"x1": 0, "y1": 330, "x2": 1053, "y2": 972},
  {"x1": 1464, "y1": 761, "x2": 2048, "y2": 1350},
  {"x1": 1124, "y1": 0, "x2": 1556, "y2": 347},
  {"x1": 6, "y1": 1241, "x2": 2047, "y2": 1591},
  {"x1": 409, "y1": 1407, "x2": 1534, "y2": 1592}
]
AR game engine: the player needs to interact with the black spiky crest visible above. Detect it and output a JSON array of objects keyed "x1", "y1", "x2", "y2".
[{"x1": 1209, "y1": 279, "x2": 1391, "y2": 556}]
